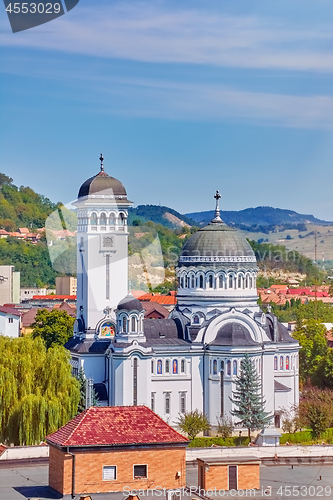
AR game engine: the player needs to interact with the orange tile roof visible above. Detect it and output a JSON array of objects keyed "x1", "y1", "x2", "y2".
[
  {"x1": 139, "y1": 294, "x2": 177, "y2": 305},
  {"x1": 32, "y1": 295, "x2": 76, "y2": 300},
  {"x1": 46, "y1": 406, "x2": 188, "y2": 447}
]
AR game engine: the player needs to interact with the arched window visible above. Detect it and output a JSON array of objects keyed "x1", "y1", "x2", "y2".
[
  {"x1": 199, "y1": 275, "x2": 204, "y2": 288},
  {"x1": 157, "y1": 360, "x2": 162, "y2": 374},
  {"x1": 151, "y1": 360, "x2": 154, "y2": 374},
  {"x1": 193, "y1": 315, "x2": 199, "y2": 325},
  {"x1": 219, "y1": 275, "x2": 223, "y2": 288},
  {"x1": 109, "y1": 214, "x2": 116, "y2": 226},
  {"x1": 280, "y1": 356, "x2": 284, "y2": 370},
  {"x1": 133, "y1": 358, "x2": 138, "y2": 406},
  {"x1": 191, "y1": 276, "x2": 195, "y2": 288},
  {"x1": 180, "y1": 277, "x2": 184, "y2": 288},
  {"x1": 100, "y1": 213, "x2": 107, "y2": 225},
  {"x1": 213, "y1": 360, "x2": 217, "y2": 375},
  {"x1": 165, "y1": 359, "x2": 170, "y2": 373},
  {"x1": 238, "y1": 275, "x2": 242, "y2": 288},
  {"x1": 173, "y1": 359, "x2": 178, "y2": 374},
  {"x1": 181, "y1": 359, "x2": 185, "y2": 373},
  {"x1": 208, "y1": 275, "x2": 214, "y2": 288},
  {"x1": 286, "y1": 356, "x2": 290, "y2": 370},
  {"x1": 274, "y1": 356, "x2": 278, "y2": 370},
  {"x1": 90, "y1": 212, "x2": 97, "y2": 225},
  {"x1": 245, "y1": 276, "x2": 248, "y2": 288},
  {"x1": 227, "y1": 360, "x2": 231, "y2": 376},
  {"x1": 233, "y1": 360, "x2": 237, "y2": 376},
  {"x1": 249, "y1": 277, "x2": 252, "y2": 288},
  {"x1": 122, "y1": 316, "x2": 127, "y2": 333},
  {"x1": 229, "y1": 275, "x2": 233, "y2": 289},
  {"x1": 131, "y1": 316, "x2": 137, "y2": 333},
  {"x1": 119, "y1": 213, "x2": 125, "y2": 226}
]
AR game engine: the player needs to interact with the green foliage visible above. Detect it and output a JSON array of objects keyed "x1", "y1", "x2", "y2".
[
  {"x1": 280, "y1": 428, "x2": 333, "y2": 445},
  {"x1": 230, "y1": 353, "x2": 273, "y2": 438},
  {"x1": 128, "y1": 205, "x2": 195, "y2": 229},
  {"x1": 0, "y1": 237, "x2": 57, "y2": 287},
  {"x1": 293, "y1": 319, "x2": 333, "y2": 388},
  {"x1": 270, "y1": 299, "x2": 333, "y2": 324},
  {"x1": 0, "y1": 336, "x2": 80, "y2": 445},
  {"x1": 32, "y1": 309, "x2": 75, "y2": 349},
  {"x1": 298, "y1": 388, "x2": 333, "y2": 438},
  {"x1": 176, "y1": 409, "x2": 210, "y2": 440},
  {"x1": 188, "y1": 436, "x2": 250, "y2": 447}
]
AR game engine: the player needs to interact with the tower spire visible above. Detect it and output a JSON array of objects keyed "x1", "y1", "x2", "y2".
[
  {"x1": 212, "y1": 190, "x2": 222, "y2": 222},
  {"x1": 99, "y1": 153, "x2": 104, "y2": 172}
]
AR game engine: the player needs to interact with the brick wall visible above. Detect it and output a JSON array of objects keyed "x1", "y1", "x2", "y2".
[
  {"x1": 199, "y1": 462, "x2": 259, "y2": 491},
  {"x1": 49, "y1": 445, "x2": 186, "y2": 496}
]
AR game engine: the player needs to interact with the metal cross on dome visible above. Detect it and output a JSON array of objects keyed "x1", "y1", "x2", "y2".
[
  {"x1": 213, "y1": 190, "x2": 222, "y2": 222},
  {"x1": 99, "y1": 153, "x2": 104, "y2": 172}
]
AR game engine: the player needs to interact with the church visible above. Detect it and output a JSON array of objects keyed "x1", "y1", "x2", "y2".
[{"x1": 66, "y1": 156, "x2": 299, "y2": 430}]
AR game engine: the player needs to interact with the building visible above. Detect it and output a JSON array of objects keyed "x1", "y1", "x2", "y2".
[
  {"x1": 56, "y1": 276, "x2": 77, "y2": 296},
  {"x1": 20, "y1": 287, "x2": 56, "y2": 302},
  {"x1": 0, "y1": 305, "x2": 22, "y2": 337},
  {"x1": 197, "y1": 456, "x2": 260, "y2": 491},
  {"x1": 0, "y1": 265, "x2": 20, "y2": 305},
  {"x1": 66, "y1": 158, "x2": 299, "y2": 430},
  {"x1": 46, "y1": 405, "x2": 188, "y2": 496}
]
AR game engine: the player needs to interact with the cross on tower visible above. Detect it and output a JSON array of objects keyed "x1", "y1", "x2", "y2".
[
  {"x1": 99, "y1": 153, "x2": 104, "y2": 172},
  {"x1": 212, "y1": 190, "x2": 222, "y2": 222}
]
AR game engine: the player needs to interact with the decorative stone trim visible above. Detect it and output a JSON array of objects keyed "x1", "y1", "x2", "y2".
[{"x1": 179, "y1": 256, "x2": 256, "y2": 263}]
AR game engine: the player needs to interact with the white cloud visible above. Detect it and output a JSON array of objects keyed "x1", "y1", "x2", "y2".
[{"x1": 2, "y1": 2, "x2": 333, "y2": 72}]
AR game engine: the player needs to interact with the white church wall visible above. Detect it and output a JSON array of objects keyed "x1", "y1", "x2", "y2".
[{"x1": 80, "y1": 354, "x2": 105, "y2": 383}]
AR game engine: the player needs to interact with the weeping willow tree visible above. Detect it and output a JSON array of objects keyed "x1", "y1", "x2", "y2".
[{"x1": 0, "y1": 336, "x2": 80, "y2": 445}]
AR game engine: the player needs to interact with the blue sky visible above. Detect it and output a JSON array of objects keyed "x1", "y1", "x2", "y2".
[{"x1": 1, "y1": 0, "x2": 333, "y2": 219}]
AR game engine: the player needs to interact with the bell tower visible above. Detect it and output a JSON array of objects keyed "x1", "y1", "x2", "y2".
[{"x1": 74, "y1": 154, "x2": 133, "y2": 338}]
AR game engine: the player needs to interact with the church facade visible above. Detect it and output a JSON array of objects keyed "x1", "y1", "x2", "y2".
[{"x1": 66, "y1": 158, "x2": 299, "y2": 430}]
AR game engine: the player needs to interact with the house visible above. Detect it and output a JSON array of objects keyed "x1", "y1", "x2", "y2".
[
  {"x1": 0, "y1": 305, "x2": 22, "y2": 337},
  {"x1": 197, "y1": 456, "x2": 260, "y2": 491},
  {"x1": 46, "y1": 405, "x2": 188, "y2": 496}
]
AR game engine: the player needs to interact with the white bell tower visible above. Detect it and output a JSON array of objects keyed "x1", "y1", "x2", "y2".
[{"x1": 74, "y1": 154, "x2": 133, "y2": 338}]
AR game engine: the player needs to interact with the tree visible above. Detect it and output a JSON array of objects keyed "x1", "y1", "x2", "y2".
[
  {"x1": 216, "y1": 415, "x2": 234, "y2": 439},
  {"x1": 76, "y1": 367, "x2": 99, "y2": 413},
  {"x1": 293, "y1": 319, "x2": 330, "y2": 387},
  {"x1": 32, "y1": 309, "x2": 75, "y2": 349},
  {"x1": 299, "y1": 388, "x2": 333, "y2": 438},
  {"x1": 176, "y1": 410, "x2": 210, "y2": 440},
  {"x1": 0, "y1": 336, "x2": 80, "y2": 445},
  {"x1": 230, "y1": 353, "x2": 272, "y2": 439}
]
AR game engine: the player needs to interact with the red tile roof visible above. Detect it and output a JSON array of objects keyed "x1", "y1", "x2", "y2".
[
  {"x1": 0, "y1": 306, "x2": 22, "y2": 317},
  {"x1": 139, "y1": 294, "x2": 177, "y2": 305},
  {"x1": 0, "y1": 444, "x2": 6, "y2": 456},
  {"x1": 46, "y1": 406, "x2": 188, "y2": 448}
]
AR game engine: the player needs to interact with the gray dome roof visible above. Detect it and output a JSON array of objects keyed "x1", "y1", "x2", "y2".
[
  {"x1": 179, "y1": 220, "x2": 255, "y2": 266},
  {"x1": 210, "y1": 322, "x2": 257, "y2": 346},
  {"x1": 78, "y1": 171, "x2": 127, "y2": 199},
  {"x1": 117, "y1": 294, "x2": 144, "y2": 312}
]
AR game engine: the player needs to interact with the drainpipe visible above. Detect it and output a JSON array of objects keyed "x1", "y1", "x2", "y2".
[{"x1": 67, "y1": 447, "x2": 76, "y2": 498}]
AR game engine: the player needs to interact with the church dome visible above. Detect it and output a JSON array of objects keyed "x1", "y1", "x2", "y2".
[
  {"x1": 78, "y1": 154, "x2": 127, "y2": 199},
  {"x1": 117, "y1": 294, "x2": 144, "y2": 312}
]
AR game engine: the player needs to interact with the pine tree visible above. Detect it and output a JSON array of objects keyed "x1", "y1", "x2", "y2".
[{"x1": 230, "y1": 353, "x2": 272, "y2": 440}]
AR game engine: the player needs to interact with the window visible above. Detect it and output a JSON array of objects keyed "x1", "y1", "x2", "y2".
[
  {"x1": 157, "y1": 359, "x2": 162, "y2": 374},
  {"x1": 213, "y1": 359, "x2": 218, "y2": 375},
  {"x1": 274, "y1": 356, "x2": 278, "y2": 370},
  {"x1": 219, "y1": 275, "x2": 223, "y2": 288},
  {"x1": 151, "y1": 360, "x2": 154, "y2": 374},
  {"x1": 165, "y1": 359, "x2": 170, "y2": 373},
  {"x1": 227, "y1": 360, "x2": 231, "y2": 376},
  {"x1": 134, "y1": 465, "x2": 147, "y2": 479},
  {"x1": 172, "y1": 359, "x2": 178, "y2": 374},
  {"x1": 238, "y1": 275, "x2": 242, "y2": 288},
  {"x1": 199, "y1": 275, "x2": 204, "y2": 288},
  {"x1": 119, "y1": 213, "x2": 125, "y2": 226},
  {"x1": 131, "y1": 316, "x2": 137, "y2": 332},
  {"x1": 249, "y1": 277, "x2": 252, "y2": 288},
  {"x1": 165, "y1": 393, "x2": 170, "y2": 414},
  {"x1": 191, "y1": 276, "x2": 195, "y2": 288},
  {"x1": 181, "y1": 359, "x2": 185, "y2": 373},
  {"x1": 229, "y1": 275, "x2": 233, "y2": 289},
  {"x1": 245, "y1": 276, "x2": 248, "y2": 288},
  {"x1": 100, "y1": 213, "x2": 107, "y2": 225},
  {"x1": 180, "y1": 393, "x2": 186, "y2": 414},
  {"x1": 208, "y1": 275, "x2": 214, "y2": 288},
  {"x1": 8, "y1": 317, "x2": 13, "y2": 324},
  {"x1": 193, "y1": 315, "x2": 199, "y2": 324},
  {"x1": 233, "y1": 360, "x2": 237, "y2": 376},
  {"x1": 122, "y1": 316, "x2": 127, "y2": 333},
  {"x1": 286, "y1": 356, "x2": 290, "y2": 370},
  {"x1": 90, "y1": 212, "x2": 97, "y2": 225},
  {"x1": 133, "y1": 358, "x2": 138, "y2": 405},
  {"x1": 151, "y1": 392, "x2": 155, "y2": 412},
  {"x1": 280, "y1": 356, "x2": 284, "y2": 370},
  {"x1": 71, "y1": 356, "x2": 79, "y2": 377},
  {"x1": 103, "y1": 466, "x2": 116, "y2": 481},
  {"x1": 180, "y1": 277, "x2": 184, "y2": 288},
  {"x1": 109, "y1": 214, "x2": 116, "y2": 226}
]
